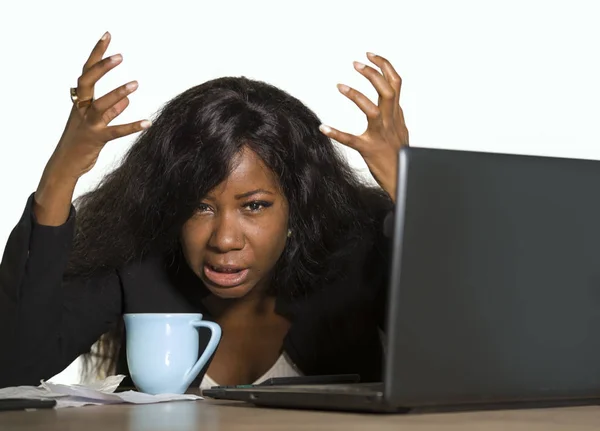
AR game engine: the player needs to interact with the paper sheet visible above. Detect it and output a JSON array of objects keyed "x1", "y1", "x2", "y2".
[{"x1": 0, "y1": 375, "x2": 202, "y2": 408}]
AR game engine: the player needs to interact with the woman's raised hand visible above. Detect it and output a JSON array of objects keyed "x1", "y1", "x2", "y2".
[{"x1": 34, "y1": 32, "x2": 150, "y2": 225}]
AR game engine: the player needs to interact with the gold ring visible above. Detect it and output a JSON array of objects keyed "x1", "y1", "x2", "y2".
[{"x1": 70, "y1": 87, "x2": 93, "y2": 109}]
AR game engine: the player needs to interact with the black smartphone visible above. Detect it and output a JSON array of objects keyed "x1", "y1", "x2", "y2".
[{"x1": 0, "y1": 398, "x2": 56, "y2": 412}]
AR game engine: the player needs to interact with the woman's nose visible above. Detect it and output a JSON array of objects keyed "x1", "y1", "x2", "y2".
[{"x1": 208, "y1": 213, "x2": 245, "y2": 252}]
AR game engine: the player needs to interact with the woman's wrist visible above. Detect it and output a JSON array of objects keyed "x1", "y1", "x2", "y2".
[{"x1": 34, "y1": 171, "x2": 78, "y2": 226}]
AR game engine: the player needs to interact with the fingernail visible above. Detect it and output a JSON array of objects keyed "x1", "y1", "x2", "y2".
[
  {"x1": 319, "y1": 124, "x2": 332, "y2": 134},
  {"x1": 140, "y1": 120, "x2": 152, "y2": 129},
  {"x1": 126, "y1": 81, "x2": 138, "y2": 91},
  {"x1": 366, "y1": 52, "x2": 376, "y2": 58},
  {"x1": 110, "y1": 54, "x2": 123, "y2": 63},
  {"x1": 337, "y1": 84, "x2": 350, "y2": 93},
  {"x1": 101, "y1": 31, "x2": 110, "y2": 41},
  {"x1": 353, "y1": 61, "x2": 366, "y2": 70}
]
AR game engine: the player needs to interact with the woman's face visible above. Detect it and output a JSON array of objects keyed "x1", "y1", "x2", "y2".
[{"x1": 180, "y1": 147, "x2": 289, "y2": 299}]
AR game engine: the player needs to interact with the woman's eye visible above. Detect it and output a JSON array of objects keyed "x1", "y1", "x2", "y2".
[
  {"x1": 245, "y1": 201, "x2": 271, "y2": 212},
  {"x1": 198, "y1": 203, "x2": 212, "y2": 213}
]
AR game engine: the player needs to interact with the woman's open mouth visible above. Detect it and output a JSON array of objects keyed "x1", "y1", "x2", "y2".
[{"x1": 203, "y1": 264, "x2": 250, "y2": 288}]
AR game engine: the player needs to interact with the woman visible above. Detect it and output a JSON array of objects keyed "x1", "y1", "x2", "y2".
[{"x1": 0, "y1": 31, "x2": 408, "y2": 389}]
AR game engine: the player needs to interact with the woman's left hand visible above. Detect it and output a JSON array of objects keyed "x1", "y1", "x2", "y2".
[{"x1": 319, "y1": 52, "x2": 409, "y2": 202}]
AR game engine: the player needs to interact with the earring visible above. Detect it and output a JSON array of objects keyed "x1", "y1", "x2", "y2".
[{"x1": 287, "y1": 229, "x2": 292, "y2": 238}]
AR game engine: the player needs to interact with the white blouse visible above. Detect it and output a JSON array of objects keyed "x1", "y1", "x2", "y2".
[{"x1": 199, "y1": 351, "x2": 302, "y2": 390}]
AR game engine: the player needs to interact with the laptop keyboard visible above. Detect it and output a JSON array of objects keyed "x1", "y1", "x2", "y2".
[{"x1": 251, "y1": 382, "x2": 384, "y2": 395}]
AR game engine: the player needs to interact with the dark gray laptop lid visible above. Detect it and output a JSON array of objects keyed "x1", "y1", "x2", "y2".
[{"x1": 385, "y1": 147, "x2": 600, "y2": 407}]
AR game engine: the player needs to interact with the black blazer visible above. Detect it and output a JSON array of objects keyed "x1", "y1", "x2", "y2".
[{"x1": 0, "y1": 193, "x2": 392, "y2": 388}]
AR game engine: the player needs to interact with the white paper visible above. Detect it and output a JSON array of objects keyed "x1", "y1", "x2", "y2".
[{"x1": 0, "y1": 375, "x2": 202, "y2": 408}]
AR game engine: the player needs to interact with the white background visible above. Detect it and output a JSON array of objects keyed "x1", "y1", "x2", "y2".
[{"x1": 1, "y1": 0, "x2": 599, "y2": 383}]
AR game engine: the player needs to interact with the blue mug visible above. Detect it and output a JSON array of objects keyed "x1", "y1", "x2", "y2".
[{"x1": 124, "y1": 313, "x2": 222, "y2": 394}]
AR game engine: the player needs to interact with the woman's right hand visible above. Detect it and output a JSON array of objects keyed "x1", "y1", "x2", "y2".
[
  {"x1": 34, "y1": 32, "x2": 151, "y2": 226},
  {"x1": 49, "y1": 31, "x2": 150, "y2": 180}
]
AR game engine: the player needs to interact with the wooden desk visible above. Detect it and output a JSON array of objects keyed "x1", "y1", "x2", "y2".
[{"x1": 1, "y1": 400, "x2": 600, "y2": 430}]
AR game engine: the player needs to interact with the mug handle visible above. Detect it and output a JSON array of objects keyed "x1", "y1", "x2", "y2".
[{"x1": 184, "y1": 320, "x2": 222, "y2": 384}]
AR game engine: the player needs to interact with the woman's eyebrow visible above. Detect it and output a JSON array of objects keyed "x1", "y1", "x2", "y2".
[{"x1": 235, "y1": 189, "x2": 274, "y2": 199}]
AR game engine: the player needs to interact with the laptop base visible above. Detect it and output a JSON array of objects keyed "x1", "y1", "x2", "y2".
[
  {"x1": 203, "y1": 383, "x2": 407, "y2": 413},
  {"x1": 203, "y1": 383, "x2": 600, "y2": 414}
]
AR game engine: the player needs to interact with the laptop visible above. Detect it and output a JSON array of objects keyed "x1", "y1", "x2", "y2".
[{"x1": 203, "y1": 147, "x2": 600, "y2": 412}]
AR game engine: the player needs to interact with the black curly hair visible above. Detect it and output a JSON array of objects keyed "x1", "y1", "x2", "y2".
[{"x1": 68, "y1": 76, "x2": 393, "y2": 378}]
